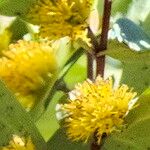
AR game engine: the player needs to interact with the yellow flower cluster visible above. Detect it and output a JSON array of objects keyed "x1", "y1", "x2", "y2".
[
  {"x1": 0, "y1": 40, "x2": 57, "y2": 109},
  {"x1": 26, "y1": 0, "x2": 93, "y2": 43},
  {"x1": 1, "y1": 135, "x2": 35, "y2": 150},
  {"x1": 62, "y1": 76, "x2": 137, "y2": 143}
]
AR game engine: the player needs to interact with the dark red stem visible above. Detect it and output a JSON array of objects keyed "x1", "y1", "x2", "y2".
[
  {"x1": 91, "y1": 0, "x2": 112, "y2": 150},
  {"x1": 96, "y1": 0, "x2": 112, "y2": 77},
  {"x1": 87, "y1": 52, "x2": 94, "y2": 80}
]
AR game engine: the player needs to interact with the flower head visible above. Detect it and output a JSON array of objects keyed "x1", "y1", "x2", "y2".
[
  {"x1": 26, "y1": 0, "x2": 93, "y2": 43},
  {"x1": 61, "y1": 76, "x2": 137, "y2": 143},
  {"x1": 0, "y1": 40, "x2": 57, "y2": 109},
  {"x1": 1, "y1": 135, "x2": 35, "y2": 150}
]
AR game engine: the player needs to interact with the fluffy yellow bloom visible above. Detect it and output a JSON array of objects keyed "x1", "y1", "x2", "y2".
[
  {"x1": 26, "y1": 0, "x2": 92, "y2": 44},
  {"x1": 0, "y1": 29, "x2": 11, "y2": 52},
  {"x1": 0, "y1": 40, "x2": 57, "y2": 109},
  {"x1": 1, "y1": 135, "x2": 35, "y2": 150},
  {"x1": 62, "y1": 76, "x2": 137, "y2": 143}
]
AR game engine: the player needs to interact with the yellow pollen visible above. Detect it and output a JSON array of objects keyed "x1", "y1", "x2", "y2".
[
  {"x1": 62, "y1": 76, "x2": 137, "y2": 143},
  {"x1": 26, "y1": 0, "x2": 93, "y2": 44},
  {"x1": 0, "y1": 40, "x2": 57, "y2": 109}
]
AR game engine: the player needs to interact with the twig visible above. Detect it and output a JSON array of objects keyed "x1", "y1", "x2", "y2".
[
  {"x1": 96, "y1": 55, "x2": 105, "y2": 76},
  {"x1": 96, "y1": 0, "x2": 112, "y2": 77},
  {"x1": 87, "y1": 27, "x2": 99, "y2": 52},
  {"x1": 87, "y1": 27, "x2": 98, "y2": 80},
  {"x1": 91, "y1": 0, "x2": 112, "y2": 149},
  {"x1": 87, "y1": 52, "x2": 94, "y2": 80}
]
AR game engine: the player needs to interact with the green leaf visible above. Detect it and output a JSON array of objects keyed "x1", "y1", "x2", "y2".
[
  {"x1": 35, "y1": 52, "x2": 86, "y2": 141},
  {"x1": 30, "y1": 73, "x2": 58, "y2": 122},
  {"x1": 112, "y1": 0, "x2": 150, "y2": 22},
  {"x1": 0, "y1": 80, "x2": 46, "y2": 149},
  {"x1": 30, "y1": 47, "x2": 84, "y2": 121},
  {"x1": 0, "y1": 0, "x2": 36, "y2": 16},
  {"x1": 8, "y1": 17, "x2": 29, "y2": 42},
  {"x1": 44, "y1": 47, "x2": 84, "y2": 109},
  {"x1": 64, "y1": 54, "x2": 87, "y2": 89},
  {"x1": 54, "y1": 38, "x2": 76, "y2": 68},
  {"x1": 121, "y1": 63, "x2": 150, "y2": 94},
  {"x1": 102, "y1": 88, "x2": 150, "y2": 150},
  {"x1": 99, "y1": 17, "x2": 150, "y2": 94},
  {"x1": 103, "y1": 41, "x2": 150, "y2": 63},
  {"x1": 36, "y1": 92, "x2": 64, "y2": 141},
  {"x1": 47, "y1": 128, "x2": 90, "y2": 150},
  {"x1": 102, "y1": 41, "x2": 150, "y2": 94},
  {"x1": 112, "y1": 0, "x2": 132, "y2": 15},
  {"x1": 126, "y1": 0, "x2": 150, "y2": 27},
  {"x1": 142, "y1": 13, "x2": 150, "y2": 37},
  {"x1": 95, "y1": 0, "x2": 104, "y2": 15},
  {"x1": 35, "y1": 48, "x2": 85, "y2": 140}
]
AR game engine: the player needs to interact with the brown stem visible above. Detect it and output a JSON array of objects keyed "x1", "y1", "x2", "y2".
[
  {"x1": 87, "y1": 27, "x2": 99, "y2": 53},
  {"x1": 96, "y1": 56, "x2": 105, "y2": 76},
  {"x1": 87, "y1": 26, "x2": 97, "y2": 80},
  {"x1": 96, "y1": 0, "x2": 112, "y2": 77},
  {"x1": 91, "y1": 0, "x2": 112, "y2": 150},
  {"x1": 87, "y1": 52, "x2": 94, "y2": 80},
  {"x1": 98, "y1": 0, "x2": 112, "y2": 52}
]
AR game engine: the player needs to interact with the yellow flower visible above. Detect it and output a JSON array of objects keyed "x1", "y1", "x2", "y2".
[
  {"x1": 62, "y1": 76, "x2": 137, "y2": 143},
  {"x1": 1, "y1": 135, "x2": 35, "y2": 150},
  {"x1": 26, "y1": 0, "x2": 92, "y2": 44},
  {"x1": 0, "y1": 40, "x2": 57, "y2": 109},
  {"x1": 0, "y1": 29, "x2": 11, "y2": 53}
]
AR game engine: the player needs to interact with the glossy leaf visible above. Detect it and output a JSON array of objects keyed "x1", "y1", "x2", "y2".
[
  {"x1": 44, "y1": 47, "x2": 84, "y2": 108},
  {"x1": 0, "y1": 80, "x2": 46, "y2": 149},
  {"x1": 142, "y1": 13, "x2": 150, "y2": 36},
  {"x1": 102, "y1": 41, "x2": 150, "y2": 93},
  {"x1": 9, "y1": 17, "x2": 29, "y2": 42},
  {"x1": 47, "y1": 129, "x2": 90, "y2": 150},
  {"x1": 112, "y1": 0, "x2": 132, "y2": 15},
  {"x1": 0, "y1": 0, "x2": 36, "y2": 16},
  {"x1": 36, "y1": 92, "x2": 64, "y2": 141},
  {"x1": 105, "y1": 18, "x2": 150, "y2": 93},
  {"x1": 64, "y1": 54, "x2": 87, "y2": 89}
]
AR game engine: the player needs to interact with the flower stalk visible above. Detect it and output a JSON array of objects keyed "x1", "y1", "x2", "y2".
[
  {"x1": 96, "y1": 0, "x2": 112, "y2": 77},
  {"x1": 87, "y1": 0, "x2": 112, "y2": 149},
  {"x1": 87, "y1": 52, "x2": 94, "y2": 80}
]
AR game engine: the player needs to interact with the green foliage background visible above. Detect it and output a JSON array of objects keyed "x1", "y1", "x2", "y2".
[{"x1": 0, "y1": 0, "x2": 149, "y2": 149}]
